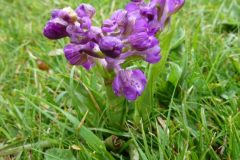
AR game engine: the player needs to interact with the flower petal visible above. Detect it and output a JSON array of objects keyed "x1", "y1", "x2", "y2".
[{"x1": 43, "y1": 18, "x2": 68, "y2": 39}]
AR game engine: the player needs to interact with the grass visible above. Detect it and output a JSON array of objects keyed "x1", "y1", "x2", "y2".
[{"x1": 0, "y1": 0, "x2": 240, "y2": 159}]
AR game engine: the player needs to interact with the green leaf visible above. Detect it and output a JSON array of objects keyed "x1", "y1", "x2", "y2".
[
  {"x1": 105, "y1": 84, "x2": 128, "y2": 129},
  {"x1": 45, "y1": 148, "x2": 76, "y2": 160},
  {"x1": 170, "y1": 28, "x2": 185, "y2": 50},
  {"x1": 19, "y1": 92, "x2": 115, "y2": 160},
  {"x1": 232, "y1": 57, "x2": 240, "y2": 74},
  {"x1": 167, "y1": 62, "x2": 183, "y2": 87}
]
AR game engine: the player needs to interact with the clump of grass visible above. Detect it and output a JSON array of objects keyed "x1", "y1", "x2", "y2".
[{"x1": 0, "y1": 0, "x2": 239, "y2": 159}]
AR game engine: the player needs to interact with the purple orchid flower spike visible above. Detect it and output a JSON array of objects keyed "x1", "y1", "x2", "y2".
[
  {"x1": 43, "y1": 7, "x2": 77, "y2": 39},
  {"x1": 76, "y1": 4, "x2": 96, "y2": 18},
  {"x1": 64, "y1": 43, "x2": 96, "y2": 70},
  {"x1": 140, "y1": 44, "x2": 161, "y2": 63},
  {"x1": 140, "y1": 4, "x2": 158, "y2": 21},
  {"x1": 50, "y1": 7, "x2": 78, "y2": 23},
  {"x1": 111, "y1": 10, "x2": 128, "y2": 32},
  {"x1": 88, "y1": 26, "x2": 103, "y2": 43},
  {"x1": 157, "y1": 0, "x2": 185, "y2": 29},
  {"x1": 102, "y1": 19, "x2": 118, "y2": 33},
  {"x1": 125, "y1": 1, "x2": 143, "y2": 16},
  {"x1": 113, "y1": 69, "x2": 147, "y2": 101},
  {"x1": 99, "y1": 36, "x2": 123, "y2": 58},
  {"x1": 102, "y1": 9, "x2": 127, "y2": 35},
  {"x1": 111, "y1": 10, "x2": 128, "y2": 26},
  {"x1": 128, "y1": 32, "x2": 158, "y2": 51},
  {"x1": 131, "y1": 0, "x2": 144, "y2": 2},
  {"x1": 79, "y1": 17, "x2": 92, "y2": 31},
  {"x1": 43, "y1": 0, "x2": 185, "y2": 101},
  {"x1": 66, "y1": 22, "x2": 91, "y2": 44},
  {"x1": 43, "y1": 18, "x2": 69, "y2": 39},
  {"x1": 166, "y1": 0, "x2": 185, "y2": 15}
]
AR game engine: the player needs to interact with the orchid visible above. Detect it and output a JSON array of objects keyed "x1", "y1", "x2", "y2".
[
  {"x1": 43, "y1": 0, "x2": 185, "y2": 100},
  {"x1": 113, "y1": 69, "x2": 147, "y2": 101}
]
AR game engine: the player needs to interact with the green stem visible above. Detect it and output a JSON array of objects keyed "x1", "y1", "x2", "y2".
[
  {"x1": 134, "y1": 22, "x2": 176, "y2": 125},
  {"x1": 105, "y1": 82, "x2": 127, "y2": 129}
]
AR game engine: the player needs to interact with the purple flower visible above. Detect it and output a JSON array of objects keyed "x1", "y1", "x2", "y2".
[
  {"x1": 64, "y1": 43, "x2": 95, "y2": 69},
  {"x1": 102, "y1": 19, "x2": 118, "y2": 33},
  {"x1": 140, "y1": 5, "x2": 158, "y2": 21},
  {"x1": 51, "y1": 9, "x2": 62, "y2": 18},
  {"x1": 43, "y1": 0, "x2": 185, "y2": 101},
  {"x1": 99, "y1": 36, "x2": 123, "y2": 58},
  {"x1": 82, "y1": 59, "x2": 95, "y2": 70},
  {"x1": 43, "y1": 7, "x2": 78, "y2": 40},
  {"x1": 140, "y1": 44, "x2": 161, "y2": 63},
  {"x1": 64, "y1": 44, "x2": 87, "y2": 65},
  {"x1": 156, "y1": 0, "x2": 185, "y2": 29},
  {"x1": 43, "y1": 18, "x2": 68, "y2": 39},
  {"x1": 128, "y1": 32, "x2": 158, "y2": 51},
  {"x1": 76, "y1": 4, "x2": 96, "y2": 18},
  {"x1": 79, "y1": 17, "x2": 92, "y2": 31},
  {"x1": 50, "y1": 7, "x2": 78, "y2": 23},
  {"x1": 125, "y1": 2, "x2": 144, "y2": 16},
  {"x1": 102, "y1": 10, "x2": 127, "y2": 34},
  {"x1": 151, "y1": 0, "x2": 166, "y2": 22},
  {"x1": 133, "y1": 18, "x2": 148, "y2": 33},
  {"x1": 148, "y1": 20, "x2": 161, "y2": 35},
  {"x1": 66, "y1": 23, "x2": 90, "y2": 44},
  {"x1": 112, "y1": 69, "x2": 147, "y2": 100},
  {"x1": 111, "y1": 10, "x2": 128, "y2": 28},
  {"x1": 131, "y1": 0, "x2": 144, "y2": 2},
  {"x1": 166, "y1": 0, "x2": 185, "y2": 15},
  {"x1": 125, "y1": 2, "x2": 139, "y2": 13},
  {"x1": 130, "y1": 17, "x2": 159, "y2": 35},
  {"x1": 88, "y1": 26, "x2": 103, "y2": 43},
  {"x1": 150, "y1": 0, "x2": 166, "y2": 8}
]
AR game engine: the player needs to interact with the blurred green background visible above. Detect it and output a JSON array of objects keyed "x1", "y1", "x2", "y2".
[{"x1": 0, "y1": 0, "x2": 240, "y2": 159}]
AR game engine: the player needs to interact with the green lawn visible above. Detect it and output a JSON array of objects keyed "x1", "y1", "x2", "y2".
[{"x1": 0, "y1": 0, "x2": 240, "y2": 159}]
